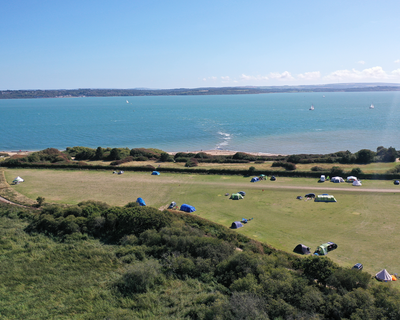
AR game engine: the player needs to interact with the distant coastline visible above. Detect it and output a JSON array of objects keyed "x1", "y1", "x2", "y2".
[{"x1": 1, "y1": 83, "x2": 400, "y2": 99}]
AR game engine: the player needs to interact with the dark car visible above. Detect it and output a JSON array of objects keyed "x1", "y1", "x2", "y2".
[
  {"x1": 270, "y1": 176, "x2": 276, "y2": 181},
  {"x1": 352, "y1": 263, "x2": 363, "y2": 271},
  {"x1": 394, "y1": 180, "x2": 399, "y2": 185},
  {"x1": 305, "y1": 193, "x2": 315, "y2": 198},
  {"x1": 238, "y1": 191, "x2": 246, "y2": 196}
]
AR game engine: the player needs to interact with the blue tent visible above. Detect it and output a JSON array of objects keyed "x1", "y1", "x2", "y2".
[
  {"x1": 250, "y1": 177, "x2": 259, "y2": 182},
  {"x1": 231, "y1": 221, "x2": 243, "y2": 229},
  {"x1": 152, "y1": 171, "x2": 160, "y2": 175},
  {"x1": 136, "y1": 197, "x2": 146, "y2": 206},
  {"x1": 180, "y1": 204, "x2": 196, "y2": 212}
]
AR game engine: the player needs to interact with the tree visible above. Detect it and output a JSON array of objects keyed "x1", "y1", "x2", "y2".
[
  {"x1": 36, "y1": 196, "x2": 45, "y2": 207},
  {"x1": 94, "y1": 147, "x2": 104, "y2": 160},
  {"x1": 355, "y1": 149, "x2": 375, "y2": 164},
  {"x1": 108, "y1": 148, "x2": 121, "y2": 161}
]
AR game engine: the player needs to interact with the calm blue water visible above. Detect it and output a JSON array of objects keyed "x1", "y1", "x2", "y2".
[{"x1": 1, "y1": 91, "x2": 400, "y2": 154}]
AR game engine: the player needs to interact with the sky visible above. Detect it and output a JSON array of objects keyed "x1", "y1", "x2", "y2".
[{"x1": 1, "y1": 0, "x2": 400, "y2": 90}]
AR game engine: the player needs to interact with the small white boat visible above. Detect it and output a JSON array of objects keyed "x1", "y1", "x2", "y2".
[
  {"x1": 126, "y1": 100, "x2": 129, "y2": 104},
  {"x1": 369, "y1": 103, "x2": 374, "y2": 109},
  {"x1": 309, "y1": 104, "x2": 314, "y2": 110}
]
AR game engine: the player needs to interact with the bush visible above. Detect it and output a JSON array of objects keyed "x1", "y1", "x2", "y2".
[
  {"x1": 350, "y1": 167, "x2": 363, "y2": 175},
  {"x1": 330, "y1": 166, "x2": 344, "y2": 177},
  {"x1": 311, "y1": 166, "x2": 325, "y2": 171},
  {"x1": 117, "y1": 259, "x2": 164, "y2": 294},
  {"x1": 185, "y1": 158, "x2": 198, "y2": 167}
]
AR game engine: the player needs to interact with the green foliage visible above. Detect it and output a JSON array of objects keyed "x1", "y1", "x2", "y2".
[
  {"x1": 249, "y1": 166, "x2": 256, "y2": 173},
  {"x1": 185, "y1": 158, "x2": 198, "y2": 167},
  {"x1": 311, "y1": 166, "x2": 325, "y2": 171},
  {"x1": 330, "y1": 166, "x2": 344, "y2": 177},
  {"x1": 355, "y1": 149, "x2": 376, "y2": 164},
  {"x1": 117, "y1": 259, "x2": 164, "y2": 294},
  {"x1": 350, "y1": 167, "x2": 363, "y2": 175},
  {"x1": 302, "y1": 256, "x2": 338, "y2": 285},
  {"x1": 272, "y1": 161, "x2": 297, "y2": 170},
  {"x1": 36, "y1": 196, "x2": 45, "y2": 207},
  {"x1": 160, "y1": 152, "x2": 173, "y2": 162}
]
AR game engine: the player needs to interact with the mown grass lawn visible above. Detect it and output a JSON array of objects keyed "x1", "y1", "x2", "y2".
[{"x1": 5, "y1": 168, "x2": 400, "y2": 276}]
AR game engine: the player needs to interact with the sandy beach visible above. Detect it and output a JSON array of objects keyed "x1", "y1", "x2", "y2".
[
  {"x1": 167, "y1": 150, "x2": 285, "y2": 157},
  {"x1": 3, "y1": 149, "x2": 285, "y2": 157}
]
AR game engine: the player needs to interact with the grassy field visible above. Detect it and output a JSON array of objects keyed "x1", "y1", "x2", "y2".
[{"x1": 5, "y1": 168, "x2": 400, "y2": 276}]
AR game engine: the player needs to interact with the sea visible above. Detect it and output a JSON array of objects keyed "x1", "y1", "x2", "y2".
[{"x1": 1, "y1": 91, "x2": 400, "y2": 155}]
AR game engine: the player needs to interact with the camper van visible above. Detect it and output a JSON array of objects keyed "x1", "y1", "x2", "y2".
[{"x1": 320, "y1": 175, "x2": 325, "y2": 182}]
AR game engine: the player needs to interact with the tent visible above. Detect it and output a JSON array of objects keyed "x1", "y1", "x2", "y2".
[
  {"x1": 238, "y1": 191, "x2": 246, "y2": 196},
  {"x1": 250, "y1": 177, "x2": 259, "y2": 182},
  {"x1": 136, "y1": 197, "x2": 146, "y2": 206},
  {"x1": 331, "y1": 176, "x2": 344, "y2": 183},
  {"x1": 13, "y1": 176, "x2": 24, "y2": 183},
  {"x1": 394, "y1": 180, "x2": 400, "y2": 185},
  {"x1": 347, "y1": 176, "x2": 358, "y2": 182},
  {"x1": 376, "y1": 269, "x2": 392, "y2": 282},
  {"x1": 293, "y1": 244, "x2": 311, "y2": 255},
  {"x1": 230, "y1": 193, "x2": 244, "y2": 200},
  {"x1": 180, "y1": 204, "x2": 196, "y2": 213},
  {"x1": 353, "y1": 180, "x2": 362, "y2": 186},
  {"x1": 315, "y1": 194, "x2": 337, "y2": 202},
  {"x1": 231, "y1": 221, "x2": 243, "y2": 229},
  {"x1": 270, "y1": 176, "x2": 276, "y2": 181},
  {"x1": 151, "y1": 171, "x2": 160, "y2": 175},
  {"x1": 314, "y1": 242, "x2": 337, "y2": 255}
]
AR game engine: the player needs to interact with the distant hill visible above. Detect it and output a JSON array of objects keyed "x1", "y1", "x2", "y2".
[{"x1": 1, "y1": 83, "x2": 400, "y2": 99}]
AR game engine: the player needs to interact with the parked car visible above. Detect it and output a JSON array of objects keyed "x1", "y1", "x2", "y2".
[{"x1": 352, "y1": 263, "x2": 363, "y2": 271}]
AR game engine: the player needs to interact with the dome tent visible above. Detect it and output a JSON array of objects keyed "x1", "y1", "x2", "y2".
[
  {"x1": 231, "y1": 221, "x2": 243, "y2": 229},
  {"x1": 230, "y1": 193, "x2": 244, "y2": 200},
  {"x1": 151, "y1": 171, "x2": 160, "y2": 175},
  {"x1": 136, "y1": 197, "x2": 146, "y2": 206},
  {"x1": 353, "y1": 180, "x2": 362, "y2": 186},
  {"x1": 331, "y1": 176, "x2": 344, "y2": 183},
  {"x1": 293, "y1": 244, "x2": 311, "y2": 255},
  {"x1": 250, "y1": 177, "x2": 259, "y2": 182}
]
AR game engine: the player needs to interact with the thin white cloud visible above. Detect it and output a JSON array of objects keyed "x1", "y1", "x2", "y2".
[
  {"x1": 202, "y1": 76, "x2": 217, "y2": 82},
  {"x1": 297, "y1": 71, "x2": 321, "y2": 80},
  {"x1": 395, "y1": 59, "x2": 400, "y2": 63},
  {"x1": 325, "y1": 66, "x2": 389, "y2": 81},
  {"x1": 358, "y1": 60, "x2": 365, "y2": 65},
  {"x1": 392, "y1": 69, "x2": 400, "y2": 76},
  {"x1": 240, "y1": 74, "x2": 269, "y2": 81},
  {"x1": 221, "y1": 76, "x2": 231, "y2": 83},
  {"x1": 269, "y1": 71, "x2": 294, "y2": 81}
]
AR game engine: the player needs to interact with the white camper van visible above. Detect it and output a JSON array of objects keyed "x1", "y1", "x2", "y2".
[{"x1": 320, "y1": 175, "x2": 326, "y2": 182}]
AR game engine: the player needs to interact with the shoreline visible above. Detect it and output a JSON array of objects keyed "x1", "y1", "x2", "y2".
[
  {"x1": 2, "y1": 149, "x2": 286, "y2": 157},
  {"x1": 167, "y1": 149, "x2": 286, "y2": 157}
]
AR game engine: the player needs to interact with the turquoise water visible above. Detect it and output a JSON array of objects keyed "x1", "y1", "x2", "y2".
[{"x1": 1, "y1": 91, "x2": 400, "y2": 154}]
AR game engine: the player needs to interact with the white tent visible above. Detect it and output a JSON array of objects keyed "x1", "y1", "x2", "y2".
[
  {"x1": 347, "y1": 176, "x2": 358, "y2": 182},
  {"x1": 13, "y1": 176, "x2": 24, "y2": 182},
  {"x1": 331, "y1": 176, "x2": 344, "y2": 183},
  {"x1": 353, "y1": 180, "x2": 362, "y2": 186},
  {"x1": 376, "y1": 269, "x2": 392, "y2": 281}
]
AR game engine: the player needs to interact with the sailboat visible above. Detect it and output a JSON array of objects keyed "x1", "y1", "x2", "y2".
[
  {"x1": 369, "y1": 103, "x2": 374, "y2": 109},
  {"x1": 309, "y1": 104, "x2": 314, "y2": 110}
]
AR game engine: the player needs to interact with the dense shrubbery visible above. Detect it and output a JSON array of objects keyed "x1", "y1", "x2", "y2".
[
  {"x1": 272, "y1": 161, "x2": 297, "y2": 170},
  {"x1": 1, "y1": 200, "x2": 399, "y2": 319}
]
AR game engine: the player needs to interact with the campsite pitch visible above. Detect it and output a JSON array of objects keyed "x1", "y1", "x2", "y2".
[{"x1": 5, "y1": 168, "x2": 400, "y2": 276}]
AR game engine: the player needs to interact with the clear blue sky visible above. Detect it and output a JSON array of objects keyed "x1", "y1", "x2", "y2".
[{"x1": 1, "y1": 0, "x2": 400, "y2": 90}]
